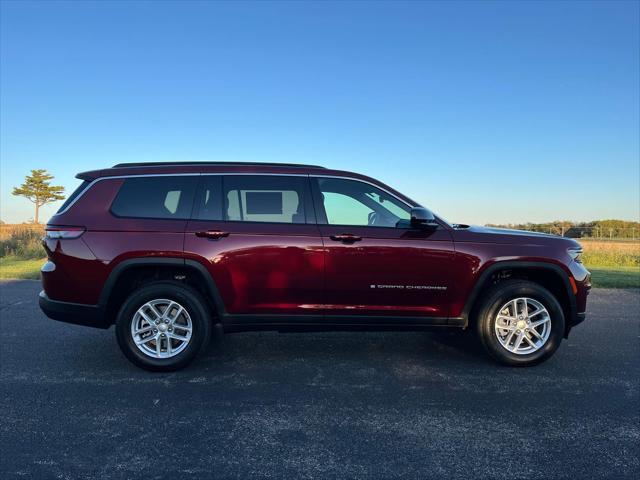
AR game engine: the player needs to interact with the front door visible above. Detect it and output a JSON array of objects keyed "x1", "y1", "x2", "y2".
[
  {"x1": 311, "y1": 176, "x2": 455, "y2": 320},
  {"x1": 184, "y1": 175, "x2": 325, "y2": 318}
]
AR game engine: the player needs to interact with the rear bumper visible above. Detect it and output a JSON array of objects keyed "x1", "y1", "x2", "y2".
[{"x1": 39, "y1": 291, "x2": 110, "y2": 329}]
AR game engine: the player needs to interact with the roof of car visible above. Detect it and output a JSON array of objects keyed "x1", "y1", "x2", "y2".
[
  {"x1": 74, "y1": 161, "x2": 419, "y2": 206},
  {"x1": 111, "y1": 161, "x2": 328, "y2": 169},
  {"x1": 77, "y1": 162, "x2": 328, "y2": 180}
]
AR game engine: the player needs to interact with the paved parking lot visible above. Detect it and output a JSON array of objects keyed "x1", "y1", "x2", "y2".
[{"x1": 1, "y1": 280, "x2": 638, "y2": 479}]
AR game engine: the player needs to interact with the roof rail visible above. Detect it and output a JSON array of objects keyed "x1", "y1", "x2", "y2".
[{"x1": 111, "y1": 161, "x2": 327, "y2": 169}]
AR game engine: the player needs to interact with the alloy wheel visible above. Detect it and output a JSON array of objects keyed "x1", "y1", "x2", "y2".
[
  {"x1": 494, "y1": 297, "x2": 551, "y2": 355},
  {"x1": 130, "y1": 299, "x2": 193, "y2": 359}
]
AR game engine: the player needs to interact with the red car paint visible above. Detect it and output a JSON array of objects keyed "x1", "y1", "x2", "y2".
[{"x1": 39, "y1": 163, "x2": 590, "y2": 334}]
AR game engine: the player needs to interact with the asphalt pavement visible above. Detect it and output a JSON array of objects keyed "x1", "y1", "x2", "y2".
[{"x1": 1, "y1": 280, "x2": 638, "y2": 479}]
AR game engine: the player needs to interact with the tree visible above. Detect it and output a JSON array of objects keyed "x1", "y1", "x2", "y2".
[{"x1": 12, "y1": 169, "x2": 65, "y2": 224}]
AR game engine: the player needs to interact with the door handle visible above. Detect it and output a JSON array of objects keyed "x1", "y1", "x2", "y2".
[
  {"x1": 330, "y1": 233, "x2": 362, "y2": 243},
  {"x1": 195, "y1": 230, "x2": 230, "y2": 240}
]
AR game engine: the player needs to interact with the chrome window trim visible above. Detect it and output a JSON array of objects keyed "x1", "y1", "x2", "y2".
[
  {"x1": 56, "y1": 172, "x2": 417, "y2": 216},
  {"x1": 309, "y1": 174, "x2": 417, "y2": 209},
  {"x1": 55, "y1": 173, "x2": 203, "y2": 215}
]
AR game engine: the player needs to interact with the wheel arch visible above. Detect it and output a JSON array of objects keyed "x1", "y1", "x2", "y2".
[
  {"x1": 462, "y1": 261, "x2": 576, "y2": 337},
  {"x1": 99, "y1": 257, "x2": 225, "y2": 324}
]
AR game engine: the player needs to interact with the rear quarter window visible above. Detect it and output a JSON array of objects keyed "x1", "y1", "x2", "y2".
[
  {"x1": 110, "y1": 176, "x2": 198, "y2": 219},
  {"x1": 56, "y1": 180, "x2": 91, "y2": 213}
]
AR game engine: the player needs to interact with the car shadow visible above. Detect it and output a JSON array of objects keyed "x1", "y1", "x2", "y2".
[
  {"x1": 59, "y1": 330, "x2": 490, "y2": 379},
  {"x1": 201, "y1": 328, "x2": 488, "y2": 366}
]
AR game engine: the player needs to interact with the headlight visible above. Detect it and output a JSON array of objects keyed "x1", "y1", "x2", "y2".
[{"x1": 568, "y1": 247, "x2": 583, "y2": 263}]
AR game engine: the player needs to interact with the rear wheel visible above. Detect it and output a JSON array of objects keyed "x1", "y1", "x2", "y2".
[
  {"x1": 115, "y1": 281, "x2": 211, "y2": 371},
  {"x1": 475, "y1": 280, "x2": 565, "y2": 366}
]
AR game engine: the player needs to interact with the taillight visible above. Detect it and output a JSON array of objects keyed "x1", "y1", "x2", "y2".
[{"x1": 45, "y1": 226, "x2": 86, "y2": 239}]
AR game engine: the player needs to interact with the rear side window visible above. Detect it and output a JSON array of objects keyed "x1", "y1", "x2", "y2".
[
  {"x1": 111, "y1": 176, "x2": 198, "y2": 219},
  {"x1": 193, "y1": 176, "x2": 223, "y2": 221},
  {"x1": 222, "y1": 176, "x2": 311, "y2": 224}
]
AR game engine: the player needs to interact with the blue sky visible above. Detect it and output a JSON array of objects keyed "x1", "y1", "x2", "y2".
[{"x1": 1, "y1": 0, "x2": 638, "y2": 225}]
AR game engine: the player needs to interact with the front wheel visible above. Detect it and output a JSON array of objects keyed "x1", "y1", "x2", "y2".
[
  {"x1": 475, "y1": 280, "x2": 565, "y2": 366},
  {"x1": 115, "y1": 282, "x2": 212, "y2": 371}
]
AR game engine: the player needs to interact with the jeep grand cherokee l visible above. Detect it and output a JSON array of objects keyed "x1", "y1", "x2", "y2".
[{"x1": 39, "y1": 162, "x2": 590, "y2": 371}]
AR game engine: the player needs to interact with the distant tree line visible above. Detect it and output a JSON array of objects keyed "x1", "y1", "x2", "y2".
[{"x1": 486, "y1": 220, "x2": 640, "y2": 240}]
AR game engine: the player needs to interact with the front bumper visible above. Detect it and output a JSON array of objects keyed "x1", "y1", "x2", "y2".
[
  {"x1": 564, "y1": 311, "x2": 586, "y2": 338},
  {"x1": 39, "y1": 291, "x2": 110, "y2": 329},
  {"x1": 571, "y1": 312, "x2": 586, "y2": 327}
]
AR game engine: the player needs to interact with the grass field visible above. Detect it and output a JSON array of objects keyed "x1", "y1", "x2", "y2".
[
  {"x1": 579, "y1": 239, "x2": 640, "y2": 287},
  {"x1": 580, "y1": 239, "x2": 639, "y2": 267},
  {"x1": 0, "y1": 257, "x2": 46, "y2": 280},
  {"x1": 0, "y1": 223, "x2": 43, "y2": 240},
  {"x1": 588, "y1": 266, "x2": 640, "y2": 289}
]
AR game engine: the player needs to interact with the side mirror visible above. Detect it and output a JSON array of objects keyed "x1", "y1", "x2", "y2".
[{"x1": 410, "y1": 207, "x2": 439, "y2": 230}]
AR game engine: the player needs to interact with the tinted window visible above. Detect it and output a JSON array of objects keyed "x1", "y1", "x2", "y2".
[
  {"x1": 111, "y1": 176, "x2": 197, "y2": 219},
  {"x1": 223, "y1": 176, "x2": 310, "y2": 224},
  {"x1": 317, "y1": 177, "x2": 410, "y2": 227},
  {"x1": 193, "y1": 176, "x2": 223, "y2": 221}
]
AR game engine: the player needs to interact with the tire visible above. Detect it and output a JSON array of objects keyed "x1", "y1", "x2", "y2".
[
  {"x1": 115, "y1": 281, "x2": 212, "y2": 371},
  {"x1": 475, "y1": 280, "x2": 565, "y2": 366}
]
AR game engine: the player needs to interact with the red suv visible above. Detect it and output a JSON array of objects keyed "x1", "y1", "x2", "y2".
[{"x1": 39, "y1": 162, "x2": 590, "y2": 371}]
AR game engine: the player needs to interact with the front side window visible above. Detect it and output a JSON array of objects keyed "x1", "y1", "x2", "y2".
[
  {"x1": 111, "y1": 176, "x2": 198, "y2": 219},
  {"x1": 317, "y1": 177, "x2": 411, "y2": 228},
  {"x1": 222, "y1": 176, "x2": 310, "y2": 224}
]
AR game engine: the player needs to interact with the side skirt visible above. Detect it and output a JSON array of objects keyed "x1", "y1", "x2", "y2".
[{"x1": 221, "y1": 314, "x2": 465, "y2": 333}]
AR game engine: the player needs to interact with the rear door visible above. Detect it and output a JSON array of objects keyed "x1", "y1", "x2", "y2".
[{"x1": 184, "y1": 174, "x2": 325, "y2": 319}]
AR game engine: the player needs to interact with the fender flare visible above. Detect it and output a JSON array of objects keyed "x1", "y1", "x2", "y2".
[
  {"x1": 460, "y1": 260, "x2": 576, "y2": 326},
  {"x1": 98, "y1": 257, "x2": 226, "y2": 318}
]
